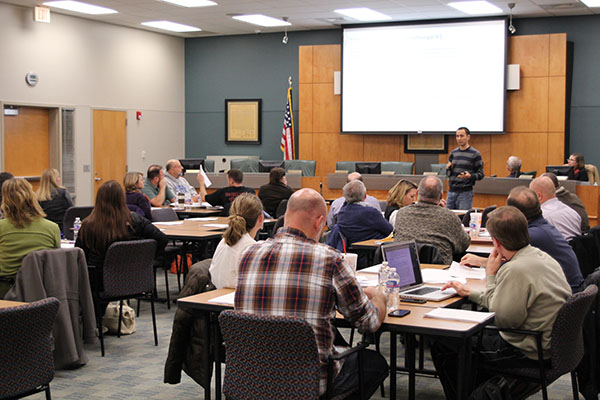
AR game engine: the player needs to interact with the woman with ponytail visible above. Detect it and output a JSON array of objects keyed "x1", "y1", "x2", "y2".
[{"x1": 209, "y1": 193, "x2": 264, "y2": 288}]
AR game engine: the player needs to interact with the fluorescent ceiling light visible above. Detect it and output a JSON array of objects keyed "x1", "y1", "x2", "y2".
[
  {"x1": 232, "y1": 14, "x2": 292, "y2": 27},
  {"x1": 43, "y1": 1, "x2": 117, "y2": 15},
  {"x1": 334, "y1": 7, "x2": 392, "y2": 21},
  {"x1": 141, "y1": 20, "x2": 201, "y2": 32},
  {"x1": 162, "y1": 0, "x2": 217, "y2": 7},
  {"x1": 448, "y1": 1, "x2": 503, "y2": 15},
  {"x1": 580, "y1": 0, "x2": 600, "y2": 7}
]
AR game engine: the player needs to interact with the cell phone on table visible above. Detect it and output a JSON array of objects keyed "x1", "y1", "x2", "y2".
[
  {"x1": 401, "y1": 298, "x2": 427, "y2": 304},
  {"x1": 388, "y1": 309, "x2": 411, "y2": 318}
]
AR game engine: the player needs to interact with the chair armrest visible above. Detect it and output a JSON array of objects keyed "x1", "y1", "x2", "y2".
[
  {"x1": 484, "y1": 325, "x2": 543, "y2": 338},
  {"x1": 328, "y1": 341, "x2": 369, "y2": 361}
]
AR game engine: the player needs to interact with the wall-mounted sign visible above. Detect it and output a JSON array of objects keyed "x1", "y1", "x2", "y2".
[
  {"x1": 34, "y1": 6, "x2": 51, "y2": 23},
  {"x1": 25, "y1": 72, "x2": 39, "y2": 87}
]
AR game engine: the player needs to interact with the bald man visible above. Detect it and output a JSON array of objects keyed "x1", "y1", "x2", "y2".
[
  {"x1": 327, "y1": 172, "x2": 381, "y2": 228},
  {"x1": 164, "y1": 159, "x2": 200, "y2": 202},
  {"x1": 235, "y1": 189, "x2": 388, "y2": 398},
  {"x1": 530, "y1": 176, "x2": 581, "y2": 240}
]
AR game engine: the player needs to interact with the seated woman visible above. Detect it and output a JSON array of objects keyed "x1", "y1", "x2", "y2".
[
  {"x1": 36, "y1": 168, "x2": 74, "y2": 232},
  {"x1": 209, "y1": 193, "x2": 264, "y2": 288},
  {"x1": 0, "y1": 178, "x2": 60, "y2": 298},
  {"x1": 567, "y1": 153, "x2": 589, "y2": 182},
  {"x1": 124, "y1": 172, "x2": 152, "y2": 220},
  {"x1": 75, "y1": 180, "x2": 167, "y2": 292},
  {"x1": 258, "y1": 167, "x2": 294, "y2": 218},
  {"x1": 384, "y1": 179, "x2": 418, "y2": 223}
]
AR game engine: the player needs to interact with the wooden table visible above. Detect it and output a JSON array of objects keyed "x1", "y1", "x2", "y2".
[
  {"x1": 174, "y1": 207, "x2": 224, "y2": 219},
  {"x1": 351, "y1": 237, "x2": 494, "y2": 256},
  {"x1": 178, "y1": 267, "x2": 489, "y2": 400},
  {"x1": 0, "y1": 300, "x2": 26, "y2": 308}
]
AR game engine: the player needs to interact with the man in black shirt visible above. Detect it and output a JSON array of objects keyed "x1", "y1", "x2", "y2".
[{"x1": 198, "y1": 169, "x2": 254, "y2": 215}]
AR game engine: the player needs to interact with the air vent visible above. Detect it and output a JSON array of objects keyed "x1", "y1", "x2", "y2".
[{"x1": 539, "y1": 2, "x2": 587, "y2": 11}]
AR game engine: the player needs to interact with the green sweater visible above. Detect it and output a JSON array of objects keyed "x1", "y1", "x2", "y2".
[
  {"x1": 469, "y1": 245, "x2": 571, "y2": 359},
  {"x1": 0, "y1": 217, "x2": 61, "y2": 277}
]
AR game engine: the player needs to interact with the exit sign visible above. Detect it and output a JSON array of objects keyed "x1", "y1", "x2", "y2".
[{"x1": 34, "y1": 6, "x2": 51, "y2": 23}]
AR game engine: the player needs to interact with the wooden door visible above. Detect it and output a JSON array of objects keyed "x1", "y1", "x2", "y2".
[
  {"x1": 93, "y1": 110, "x2": 126, "y2": 197},
  {"x1": 3, "y1": 106, "x2": 50, "y2": 191}
]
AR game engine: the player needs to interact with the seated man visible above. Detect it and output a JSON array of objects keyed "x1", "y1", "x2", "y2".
[
  {"x1": 142, "y1": 164, "x2": 175, "y2": 207},
  {"x1": 530, "y1": 176, "x2": 581, "y2": 240},
  {"x1": 435, "y1": 206, "x2": 571, "y2": 400},
  {"x1": 164, "y1": 159, "x2": 200, "y2": 202},
  {"x1": 235, "y1": 188, "x2": 388, "y2": 398},
  {"x1": 328, "y1": 180, "x2": 392, "y2": 251},
  {"x1": 506, "y1": 155, "x2": 522, "y2": 178},
  {"x1": 393, "y1": 175, "x2": 470, "y2": 264},
  {"x1": 197, "y1": 169, "x2": 254, "y2": 215},
  {"x1": 327, "y1": 172, "x2": 381, "y2": 228},
  {"x1": 258, "y1": 167, "x2": 294, "y2": 218},
  {"x1": 462, "y1": 186, "x2": 584, "y2": 292},
  {"x1": 542, "y1": 172, "x2": 590, "y2": 233}
]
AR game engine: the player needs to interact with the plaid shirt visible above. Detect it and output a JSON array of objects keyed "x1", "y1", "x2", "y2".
[{"x1": 235, "y1": 227, "x2": 381, "y2": 394}]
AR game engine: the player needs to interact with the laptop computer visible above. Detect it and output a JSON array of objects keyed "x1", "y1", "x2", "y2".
[{"x1": 381, "y1": 241, "x2": 456, "y2": 302}]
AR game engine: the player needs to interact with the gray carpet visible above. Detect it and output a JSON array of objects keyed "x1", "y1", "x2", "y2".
[{"x1": 26, "y1": 273, "x2": 576, "y2": 399}]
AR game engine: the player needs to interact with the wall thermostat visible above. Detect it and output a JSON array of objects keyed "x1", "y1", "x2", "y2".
[{"x1": 25, "y1": 72, "x2": 39, "y2": 87}]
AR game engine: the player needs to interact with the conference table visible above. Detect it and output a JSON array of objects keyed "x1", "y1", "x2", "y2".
[
  {"x1": 0, "y1": 300, "x2": 26, "y2": 308},
  {"x1": 178, "y1": 265, "x2": 490, "y2": 400},
  {"x1": 173, "y1": 206, "x2": 224, "y2": 219}
]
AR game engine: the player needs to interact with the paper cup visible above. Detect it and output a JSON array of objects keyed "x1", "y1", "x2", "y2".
[
  {"x1": 469, "y1": 212, "x2": 482, "y2": 237},
  {"x1": 342, "y1": 253, "x2": 358, "y2": 273}
]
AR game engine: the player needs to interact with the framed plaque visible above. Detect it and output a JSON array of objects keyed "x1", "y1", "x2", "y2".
[
  {"x1": 225, "y1": 99, "x2": 261, "y2": 144},
  {"x1": 405, "y1": 134, "x2": 448, "y2": 153}
]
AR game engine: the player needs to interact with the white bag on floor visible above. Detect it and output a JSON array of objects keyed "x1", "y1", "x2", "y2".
[{"x1": 103, "y1": 302, "x2": 136, "y2": 335}]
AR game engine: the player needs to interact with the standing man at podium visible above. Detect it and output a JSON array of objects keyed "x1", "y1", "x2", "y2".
[{"x1": 446, "y1": 127, "x2": 484, "y2": 210}]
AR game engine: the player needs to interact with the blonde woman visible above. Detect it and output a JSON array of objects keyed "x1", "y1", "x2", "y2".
[
  {"x1": 209, "y1": 193, "x2": 264, "y2": 288},
  {"x1": 1, "y1": 178, "x2": 61, "y2": 298},
  {"x1": 124, "y1": 172, "x2": 152, "y2": 220},
  {"x1": 37, "y1": 168, "x2": 74, "y2": 232},
  {"x1": 385, "y1": 179, "x2": 418, "y2": 221}
]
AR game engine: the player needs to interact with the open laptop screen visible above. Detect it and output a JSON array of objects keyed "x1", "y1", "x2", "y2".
[{"x1": 382, "y1": 241, "x2": 420, "y2": 288}]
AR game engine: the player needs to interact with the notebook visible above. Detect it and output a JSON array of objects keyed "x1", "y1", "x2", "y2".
[{"x1": 381, "y1": 241, "x2": 456, "y2": 302}]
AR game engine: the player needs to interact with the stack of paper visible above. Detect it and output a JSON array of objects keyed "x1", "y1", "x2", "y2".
[
  {"x1": 424, "y1": 308, "x2": 494, "y2": 323},
  {"x1": 421, "y1": 269, "x2": 466, "y2": 284},
  {"x1": 152, "y1": 221, "x2": 184, "y2": 226},
  {"x1": 359, "y1": 264, "x2": 381, "y2": 274},
  {"x1": 207, "y1": 291, "x2": 236, "y2": 305},
  {"x1": 448, "y1": 261, "x2": 486, "y2": 279},
  {"x1": 356, "y1": 275, "x2": 378, "y2": 287}
]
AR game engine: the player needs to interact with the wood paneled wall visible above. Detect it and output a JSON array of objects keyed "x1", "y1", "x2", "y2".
[{"x1": 298, "y1": 34, "x2": 567, "y2": 179}]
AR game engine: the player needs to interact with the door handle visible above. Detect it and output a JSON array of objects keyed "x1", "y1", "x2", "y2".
[{"x1": 94, "y1": 177, "x2": 102, "y2": 181}]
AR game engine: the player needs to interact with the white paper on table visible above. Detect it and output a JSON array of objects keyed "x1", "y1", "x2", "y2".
[
  {"x1": 152, "y1": 221, "x2": 184, "y2": 226},
  {"x1": 208, "y1": 291, "x2": 235, "y2": 305},
  {"x1": 201, "y1": 201, "x2": 214, "y2": 207},
  {"x1": 186, "y1": 217, "x2": 218, "y2": 221},
  {"x1": 424, "y1": 307, "x2": 495, "y2": 323},
  {"x1": 360, "y1": 264, "x2": 381, "y2": 274},
  {"x1": 421, "y1": 269, "x2": 467, "y2": 284},
  {"x1": 448, "y1": 261, "x2": 486, "y2": 280},
  {"x1": 199, "y1": 165, "x2": 212, "y2": 188},
  {"x1": 61, "y1": 241, "x2": 75, "y2": 248},
  {"x1": 203, "y1": 223, "x2": 229, "y2": 229},
  {"x1": 356, "y1": 275, "x2": 379, "y2": 287}
]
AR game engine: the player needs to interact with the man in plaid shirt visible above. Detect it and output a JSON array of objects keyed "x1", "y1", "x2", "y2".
[{"x1": 235, "y1": 188, "x2": 388, "y2": 398}]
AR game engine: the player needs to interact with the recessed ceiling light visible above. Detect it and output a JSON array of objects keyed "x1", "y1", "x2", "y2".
[
  {"x1": 232, "y1": 14, "x2": 292, "y2": 27},
  {"x1": 580, "y1": 0, "x2": 600, "y2": 7},
  {"x1": 43, "y1": 1, "x2": 117, "y2": 15},
  {"x1": 447, "y1": 1, "x2": 503, "y2": 15},
  {"x1": 334, "y1": 7, "x2": 392, "y2": 22},
  {"x1": 141, "y1": 20, "x2": 201, "y2": 32},
  {"x1": 162, "y1": 0, "x2": 217, "y2": 7}
]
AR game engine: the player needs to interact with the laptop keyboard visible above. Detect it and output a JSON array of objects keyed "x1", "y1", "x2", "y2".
[{"x1": 403, "y1": 286, "x2": 439, "y2": 296}]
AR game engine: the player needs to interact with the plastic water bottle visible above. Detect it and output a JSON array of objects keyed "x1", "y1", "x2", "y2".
[
  {"x1": 73, "y1": 217, "x2": 81, "y2": 241},
  {"x1": 184, "y1": 191, "x2": 192, "y2": 207},
  {"x1": 379, "y1": 261, "x2": 390, "y2": 292},
  {"x1": 386, "y1": 268, "x2": 400, "y2": 311},
  {"x1": 177, "y1": 188, "x2": 185, "y2": 206}
]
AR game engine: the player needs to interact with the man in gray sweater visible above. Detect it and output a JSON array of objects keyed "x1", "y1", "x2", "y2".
[{"x1": 432, "y1": 206, "x2": 571, "y2": 400}]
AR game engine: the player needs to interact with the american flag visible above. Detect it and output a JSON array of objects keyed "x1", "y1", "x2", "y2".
[{"x1": 280, "y1": 87, "x2": 295, "y2": 160}]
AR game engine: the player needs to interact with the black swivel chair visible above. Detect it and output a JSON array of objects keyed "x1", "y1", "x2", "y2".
[{"x1": 62, "y1": 206, "x2": 94, "y2": 240}]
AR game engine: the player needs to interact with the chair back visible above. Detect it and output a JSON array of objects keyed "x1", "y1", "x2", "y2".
[
  {"x1": 203, "y1": 158, "x2": 215, "y2": 173},
  {"x1": 550, "y1": 284, "x2": 597, "y2": 374},
  {"x1": 0, "y1": 297, "x2": 60, "y2": 399},
  {"x1": 569, "y1": 227, "x2": 600, "y2": 279},
  {"x1": 219, "y1": 310, "x2": 320, "y2": 400},
  {"x1": 585, "y1": 164, "x2": 599, "y2": 185},
  {"x1": 335, "y1": 161, "x2": 356, "y2": 173},
  {"x1": 151, "y1": 207, "x2": 178, "y2": 222},
  {"x1": 417, "y1": 243, "x2": 445, "y2": 264},
  {"x1": 381, "y1": 161, "x2": 414, "y2": 175},
  {"x1": 430, "y1": 163, "x2": 447, "y2": 175},
  {"x1": 62, "y1": 206, "x2": 94, "y2": 239},
  {"x1": 275, "y1": 199, "x2": 288, "y2": 219},
  {"x1": 102, "y1": 239, "x2": 157, "y2": 298},
  {"x1": 230, "y1": 159, "x2": 259, "y2": 173},
  {"x1": 481, "y1": 205, "x2": 497, "y2": 228},
  {"x1": 284, "y1": 160, "x2": 316, "y2": 176}
]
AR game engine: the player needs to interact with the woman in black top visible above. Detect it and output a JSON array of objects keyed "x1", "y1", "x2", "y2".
[
  {"x1": 75, "y1": 180, "x2": 167, "y2": 292},
  {"x1": 36, "y1": 168, "x2": 74, "y2": 233},
  {"x1": 258, "y1": 168, "x2": 294, "y2": 217},
  {"x1": 567, "y1": 153, "x2": 589, "y2": 182}
]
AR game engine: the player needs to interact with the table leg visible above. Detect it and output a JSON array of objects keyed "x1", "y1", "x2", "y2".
[
  {"x1": 406, "y1": 334, "x2": 416, "y2": 400},
  {"x1": 203, "y1": 311, "x2": 212, "y2": 400},
  {"x1": 390, "y1": 331, "x2": 397, "y2": 400},
  {"x1": 213, "y1": 316, "x2": 222, "y2": 400},
  {"x1": 456, "y1": 337, "x2": 473, "y2": 400}
]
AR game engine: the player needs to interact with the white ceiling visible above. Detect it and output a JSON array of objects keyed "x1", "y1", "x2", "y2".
[{"x1": 2, "y1": 0, "x2": 597, "y2": 37}]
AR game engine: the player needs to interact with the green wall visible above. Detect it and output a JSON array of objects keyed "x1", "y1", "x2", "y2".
[{"x1": 185, "y1": 29, "x2": 341, "y2": 160}]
